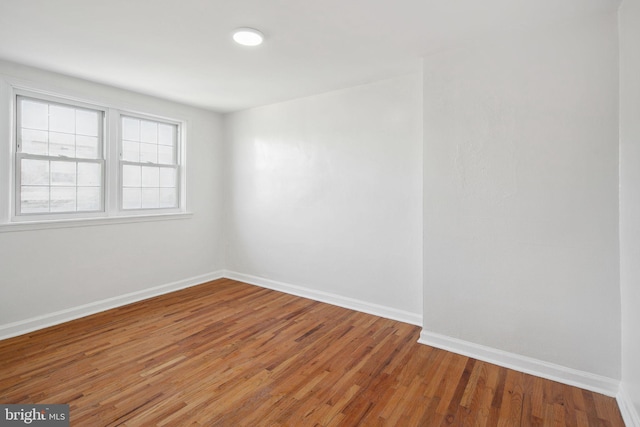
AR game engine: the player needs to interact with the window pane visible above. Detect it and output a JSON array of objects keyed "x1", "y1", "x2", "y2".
[
  {"x1": 49, "y1": 105, "x2": 75, "y2": 133},
  {"x1": 142, "y1": 188, "x2": 159, "y2": 208},
  {"x1": 122, "y1": 117, "x2": 140, "y2": 141},
  {"x1": 141, "y1": 166, "x2": 159, "y2": 187},
  {"x1": 158, "y1": 145, "x2": 175, "y2": 164},
  {"x1": 159, "y1": 188, "x2": 177, "y2": 208},
  {"x1": 21, "y1": 129, "x2": 48, "y2": 155},
  {"x1": 122, "y1": 165, "x2": 141, "y2": 187},
  {"x1": 21, "y1": 159, "x2": 50, "y2": 186},
  {"x1": 21, "y1": 186, "x2": 49, "y2": 213},
  {"x1": 76, "y1": 109, "x2": 99, "y2": 136},
  {"x1": 159, "y1": 168, "x2": 176, "y2": 188},
  {"x1": 122, "y1": 140, "x2": 140, "y2": 162},
  {"x1": 21, "y1": 99, "x2": 48, "y2": 130},
  {"x1": 158, "y1": 124, "x2": 175, "y2": 146},
  {"x1": 76, "y1": 135, "x2": 99, "y2": 159},
  {"x1": 50, "y1": 187, "x2": 76, "y2": 212},
  {"x1": 51, "y1": 161, "x2": 76, "y2": 186},
  {"x1": 78, "y1": 162, "x2": 101, "y2": 186},
  {"x1": 49, "y1": 132, "x2": 75, "y2": 157},
  {"x1": 140, "y1": 142, "x2": 158, "y2": 163},
  {"x1": 77, "y1": 187, "x2": 101, "y2": 211},
  {"x1": 122, "y1": 188, "x2": 141, "y2": 209},
  {"x1": 140, "y1": 120, "x2": 158, "y2": 143}
]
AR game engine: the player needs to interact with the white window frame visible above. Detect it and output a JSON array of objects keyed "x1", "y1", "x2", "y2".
[
  {"x1": 0, "y1": 76, "x2": 190, "y2": 232},
  {"x1": 14, "y1": 92, "x2": 107, "y2": 219},
  {"x1": 118, "y1": 112, "x2": 182, "y2": 213}
]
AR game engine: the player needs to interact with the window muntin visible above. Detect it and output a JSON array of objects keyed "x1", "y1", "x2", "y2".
[
  {"x1": 120, "y1": 116, "x2": 179, "y2": 210},
  {"x1": 16, "y1": 96, "x2": 104, "y2": 215}
]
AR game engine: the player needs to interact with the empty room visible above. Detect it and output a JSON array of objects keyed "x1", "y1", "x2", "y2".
[{"x1": 0, "y1": 0, "x2": 638, "y2": 425}]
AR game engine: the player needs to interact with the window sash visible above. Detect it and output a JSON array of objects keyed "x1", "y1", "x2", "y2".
[
  {"x1": 16, "y1": 153, "x2": 105, "y2": 215},
  {"x1": 119, "y1": 161, "x2": 180, "y2": 210},
  {"x1": 16, "y1": 95, "x2": 104, "y2": 159}
]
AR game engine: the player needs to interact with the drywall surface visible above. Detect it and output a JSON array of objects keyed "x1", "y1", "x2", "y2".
[
  {"x1": 224, "y1": 74, "x2": 423, "y2": 318},
  {"x1": 619, "y1": 0, "x2": 640, "y2": 419},
  {"x1": 422, "y1": 15, "x2": 620, "y2": 377},
  {"x1": 0, "y1": 60, "x2": 225, "y2": 328}
]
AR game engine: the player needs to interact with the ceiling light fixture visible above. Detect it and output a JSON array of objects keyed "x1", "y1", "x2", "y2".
[{"x1": 232, "y1": 28, "x2": 264, "y2": 46}]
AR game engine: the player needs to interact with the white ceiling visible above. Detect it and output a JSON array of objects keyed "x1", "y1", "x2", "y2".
[{"x1": 0, "y1": 0, "x2": 620, "y2": 113}]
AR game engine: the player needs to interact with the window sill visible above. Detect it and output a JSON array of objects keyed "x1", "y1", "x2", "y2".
[{"x1": 0, "y1": 212, "x2": 193, "y2": 233}]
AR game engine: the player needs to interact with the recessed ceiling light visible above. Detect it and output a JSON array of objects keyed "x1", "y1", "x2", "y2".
[{"x1": 232, "y1": 28, "x2": 264, "y2": 47}]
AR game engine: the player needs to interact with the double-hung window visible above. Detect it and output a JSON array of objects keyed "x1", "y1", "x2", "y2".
[
  {"x1": 16, "y1": 96, "x2": 104, "y2": 215},
  {"x1": 2, "y1": 85, "x2": 186, "y2": 228},
  {"x1": 120, "y1": 116, "x2": 179, "y2": 210}
]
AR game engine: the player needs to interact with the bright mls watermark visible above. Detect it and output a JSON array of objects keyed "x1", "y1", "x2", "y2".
[{"x1": 0, "y1": 405, "x2": 69, "y2": 426}]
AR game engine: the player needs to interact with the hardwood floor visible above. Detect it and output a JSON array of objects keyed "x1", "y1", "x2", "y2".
[{"x1": 0, "y1": 279, "x2": 625, "y2": 426}]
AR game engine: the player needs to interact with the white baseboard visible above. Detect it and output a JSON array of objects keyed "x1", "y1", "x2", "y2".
[
  {"x1": 618, "y1": 385, "x2": 640, "y2": 427},
  {"x1": 0, "y1": 270, "x2": 225, "y2": 341},
  {"x1": 418, "y1": 330, "x2": 620, "y2": 397},
  {"x1": 223, "y1": 270, "x2": 422, "y2": 326}
]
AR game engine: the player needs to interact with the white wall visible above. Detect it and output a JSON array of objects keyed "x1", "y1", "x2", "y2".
[
  {"x1": 422, "y1": 14, "x2": 621, "y2": 378},
  {"x1": 0, "y1": 60, "x2": 225, "y2": 332},
  {"x1": 224, "y1": 74, "x2": 423, "y2": 321},
  {"x1": 619, "y1": 0, "x2": 640, "y2": 421}
]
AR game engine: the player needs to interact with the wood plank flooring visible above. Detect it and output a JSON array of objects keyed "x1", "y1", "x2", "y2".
[{"x1": 0, "y1": 278, "x2": 625, "y2": 426}]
